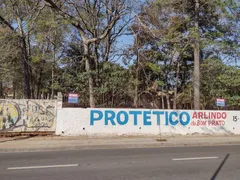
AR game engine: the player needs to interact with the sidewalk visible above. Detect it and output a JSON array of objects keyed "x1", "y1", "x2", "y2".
[{"x1": 0, "y1": 135, "x2": 240, "y2": 152}]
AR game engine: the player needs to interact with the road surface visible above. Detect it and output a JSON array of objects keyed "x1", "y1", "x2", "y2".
[{"x1": 0, "y1": 145, "x2": 240, "y2": 180}]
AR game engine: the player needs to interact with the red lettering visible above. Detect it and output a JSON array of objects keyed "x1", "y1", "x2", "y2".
[
  {"x1": 197, "y1": 120, "x2": 207, "y2": 126},
  {"x1": 204, "y1": 112, "x2": 208, "y2": 119},
  {"x1": 193, "y1": 121, "x2": 197, "y2": 126},
  {"x1": 217, "y1": 112, "x2": 221, "y2": 119},
  {"x1": 198, "y1": 112, "x2": 203, "y2": 119},
  {"x1": 192, "y1": 112, "x2": 198, "y2": 119},
  {"x1": 211, "y1": 112, "x2": 216, "y2": 119},
  {"x1": 222, "y1": 112, "x2": 227, "y2": 119},
  {"x1": 191, "y1": 121, "x2": 196, "y2": 126}
]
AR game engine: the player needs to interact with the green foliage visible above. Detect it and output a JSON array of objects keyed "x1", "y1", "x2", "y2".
[
  {"x1": 200, "y1": 59, "x2": 240, "y2": 109},
  {"x1": 0, "y1": 0, "x2": 239, "y2": 109},
  {"x1": 145, "y1": 62, "x2": 162, "y2": 74}
]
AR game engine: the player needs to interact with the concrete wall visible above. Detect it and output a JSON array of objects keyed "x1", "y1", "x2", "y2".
[
  {"x1": 0, "y1": 99, "x2": 57, "y2": 132},
  {"x1": 56, "y1": 108, "x2": 240, "y2": 136}
]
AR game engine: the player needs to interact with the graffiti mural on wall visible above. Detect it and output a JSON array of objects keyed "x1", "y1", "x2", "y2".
[
  {"x1": 0, "y1": 100, "x2": 57, "y2": 132},
  {"x1": 0, "y1": 101, "x2": 20, "y2": 130}
]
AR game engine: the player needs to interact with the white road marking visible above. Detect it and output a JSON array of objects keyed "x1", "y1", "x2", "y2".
[
  {"x1": 172, "y1": 157, "x2": 219, "y2": 161},
  {"x1": 7, "y1": 164, "x2": 79, "y2": 170}
]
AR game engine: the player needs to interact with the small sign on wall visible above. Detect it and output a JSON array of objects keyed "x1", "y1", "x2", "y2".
[
  {"x1": 68, "y1": 93, "x2": 79, "y2": 104},
  {"x1": 216, "y1": 98, "x2": 226, "y2": 107}
]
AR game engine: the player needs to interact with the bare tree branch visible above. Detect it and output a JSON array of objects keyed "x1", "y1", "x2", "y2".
[{"x1": 0, "y1": 15, "x2": 15, "y2": 31}]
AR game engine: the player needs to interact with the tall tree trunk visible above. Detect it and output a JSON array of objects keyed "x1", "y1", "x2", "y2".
[
  {"x1": 37, "y1": 44, "x2": 45, "y2": 99},
  {"x1": 84, "y1": 42, "x2": 95, "y2": 108},
  {"x1": 193, "y1": 0, "x2": 200, "y2": 110},
  {"x1": 161, "y1": 86, "x2": 164, "y2": 109},
  {"x1": 37, "y1": 68, "x2": 43, "y2": 99},
  {"x1": 161, "y1": 97, "x2": 164, "y2": 109},
  {"x1": 134, "y1": 36, "x2": 139, "y2": 108},
  {"x1": 19, "y1": 35, "x2": 31, "y2": 99},
  {"x1": 51, "y1": 64, "x2": 54, "y2": 99},
  {"x1": 133, "y1": 61, "x2": 139, "y2": 108},
  {"x1": 17, "y1": 16, "x2": 31, "y2": 99},
  {"x1": 94, "y1": 42, "x2": 100, "y2": 90},
  {"x1": 29, "y1": 67, "x2": 34, "y2": 99},
  {"x1": 51, "y1": 47, "x2": 56, "y2": 99},
  {"x1": 94, "y1": 42, "x2": 99, "y2": 69},
  {"x1": 27, "y1": 33, "x2": 35, "y2": 99},
  {"x1": 173, "y1": 60, "x2": 180, "y2": 109},
  {"x1": 104, "y1": 33, "x2": 111, "y2": 62},
  {"x1": 166, "y1": 95, "x2": 171, "y2": 109}
]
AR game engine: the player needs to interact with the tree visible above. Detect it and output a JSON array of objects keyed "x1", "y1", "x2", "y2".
[
  {"x1": 129, "y1": 0, "x2": 192, "y2": 109},
  {"x1": 0, "y1": 0, "x2": 239, "y2": 110},
  {"x1": 0, "y1": 0, "x2": 44, "y2": 98},
  {"x1": 131, "y1": 0, "x2": 233, "y2": 109},
  {"x1": 44, "y1": 0, "x2": 130, "y2": 107},
  {"x1": 0, "y1": 27, "x2": 22, "y2": 98},
  {"x1": 201, "y1": 58, "x2": 240, "y2": 109},
  {"x1": 193, "y1": 0, "x2": 200, "y2": 110}
]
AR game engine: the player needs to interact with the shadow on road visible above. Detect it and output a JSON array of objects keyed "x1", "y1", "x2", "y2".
[{"x1": 211, "y1": 154, "x2": 230, "y2": 180}]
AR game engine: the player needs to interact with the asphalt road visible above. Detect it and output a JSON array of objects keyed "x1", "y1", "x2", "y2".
[{"x1": 0, "y1": 145, "x2": 240, "y2": 180}]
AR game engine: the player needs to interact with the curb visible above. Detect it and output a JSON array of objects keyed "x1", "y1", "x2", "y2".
[{"x1": 0, "y1": 142, "x2": 240, "y2": 153}]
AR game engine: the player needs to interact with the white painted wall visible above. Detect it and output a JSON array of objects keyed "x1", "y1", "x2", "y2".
[{"x1": 56, "y1": 108, "x2": 240, "y2": 136}]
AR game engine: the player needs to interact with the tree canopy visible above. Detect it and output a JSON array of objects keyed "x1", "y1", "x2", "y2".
[{"x1": 0, "y1": 0, "x2": 239, "y2": 110}]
